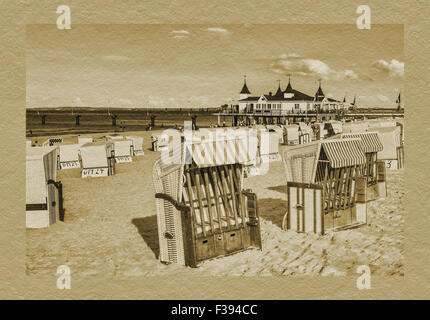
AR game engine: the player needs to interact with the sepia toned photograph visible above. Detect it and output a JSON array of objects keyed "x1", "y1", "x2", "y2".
[{"x1": 25, "y1": 24, "x2": 404, "y2": 279}]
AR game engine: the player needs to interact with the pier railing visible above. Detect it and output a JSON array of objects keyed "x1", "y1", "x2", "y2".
[
  {"x1": 213, "y1": 109, "x2": 404, "y2": 117},
  {"x1": 214, "y1": 109, "x2": 342, "y2": 116}
]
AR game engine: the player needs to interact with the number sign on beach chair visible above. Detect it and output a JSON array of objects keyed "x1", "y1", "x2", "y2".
[
  {"x1": 59, "y1": 144, "x2": 81, "y2": 169},
  {"x1": 281, "y1": 139, "x2": 368, "y2": 234},
  {"x1": 80, "y1": 141, "x2": 115, "y2": 178},
  {"x1": 112, "y1": 140, "x2": 133, "y2": 163},
  {"x1": 153, "y1": 138, "x2": 262, "y2": 268}
]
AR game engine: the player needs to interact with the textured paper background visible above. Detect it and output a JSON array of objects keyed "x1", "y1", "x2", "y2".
[{"x1": 1, "y1": 0, "x2": 429, "y2": 299}]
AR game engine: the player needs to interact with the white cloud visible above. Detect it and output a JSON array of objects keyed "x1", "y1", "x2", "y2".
[
  {"x1": 272, "y1": 55, "x2": 358, "y2": 80},
  {"x1": 101, "y1": 55, "x2": 129, "y2": 61},
  {"x1": 372, "y1": 59, "x2": 404, "y2": 77},
  {"x1": 377, "y1": 94, "x2": 389, "y2": 102},
  {"x1": 171, "y1": 30, "x2": 190, "y2": 39},
  {"x1": 171, "y1": 30, "x2": 190, "y2": 35},
  {"x1": 279, "y1": 53, "x2": 300, "y2": 59},
  {"x1": 205, "y1": 27, "x2": 228, "y2": 33}
]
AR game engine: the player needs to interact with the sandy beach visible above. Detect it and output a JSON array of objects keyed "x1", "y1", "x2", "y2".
[{"x1": 26, "y1": 130, "x2": 404, "y2": 277}]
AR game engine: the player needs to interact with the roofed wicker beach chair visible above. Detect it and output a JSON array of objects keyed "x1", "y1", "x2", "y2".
[
  {"x1": 282, "y1": 124, "x2": 300, "y2": 145},
  {"x1": 153, "y1": 137, "x2": 262, "y2": 268},
  {"x1": 26, "y1": 146, "x2": 64, "y2": 228},
  {"x1": 281, "y1": 138, "x2": 368, "y2": 234},
  {"x1": 368, "y1": 126, "x2": 404, "y2": 170},
  {"x1": 324, "y1": 120, "x2": 343, "y2": 138},
  {"x1": 297, "y1": 122, "x2": 313, "y2": 144},
  {"x1": 340, "y1": 132, "x2": 386, "y2": 201}
]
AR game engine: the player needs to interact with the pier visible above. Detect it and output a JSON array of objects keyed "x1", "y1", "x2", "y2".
[{"x1": 213, "y1": 110, "x2": 404, "y2": 126}]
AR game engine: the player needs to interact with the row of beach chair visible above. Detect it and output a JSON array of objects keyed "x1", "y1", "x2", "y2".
[
  {"x1": 25, "y1": 134, "x2": 146, "y2": 228},
  {"x1": 152, "y1": 119, "x2": 402, "y2": 267}
]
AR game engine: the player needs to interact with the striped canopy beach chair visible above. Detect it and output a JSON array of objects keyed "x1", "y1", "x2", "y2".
[
  {"x1": 153, "y1": 136, "x2": 262, "y2": 267},
  {"x1": 340, "y1": 132, "x2": 386, "y2": 200},
  {"x1": 281, "y1": 138, "x2": 368, "y2": 234}
]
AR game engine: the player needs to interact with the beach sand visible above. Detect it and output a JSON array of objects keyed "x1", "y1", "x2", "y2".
[{"x1": 26, "y1": 130, "x2": 404, "y2": 277}]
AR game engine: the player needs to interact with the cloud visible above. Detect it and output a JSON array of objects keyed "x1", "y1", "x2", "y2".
[
  {"x1": 101, "y1": 55, "x2": 129, "y2": 61},
  {"x1": 377, "y1": 94, "x2": 389, "y2": 102},
  {"x1": 205, "y1": 27, "x2": 228, "y2": 34},
  {"x1": 372, "y1": 59, "x2": 404, "y2": 77},
  {"x1": 171, "y1": 30, "x2": 190, "y2": 35},
  {"x1": 171, "y1": 30, "x2": 190, "y2": 39},
  {"x1": 279, "y1": 53, "x2": 300, "y2": 59},
  {"x1": 271, "y1": 55, "x2": 358, "y2": 80}
]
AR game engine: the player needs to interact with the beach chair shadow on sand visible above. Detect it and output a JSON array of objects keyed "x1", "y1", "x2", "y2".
[
  {"x1": 257, "y1": 198, "x2": 288, "y2": 229},
  {"x1": 132, "y1": 216, "x2": 160, "y2": 259}
]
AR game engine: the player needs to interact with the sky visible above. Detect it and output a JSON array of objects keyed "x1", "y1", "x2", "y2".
[{"x1": 26, "y1": 24, "x2": 404, "y2": 108}]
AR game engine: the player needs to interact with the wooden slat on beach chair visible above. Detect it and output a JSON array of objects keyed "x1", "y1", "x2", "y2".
[
  {"x1": 208, "y1": 167, "x2": 225, "y2": 229},
  {"x1": 216, "y1": 166, "x2": 234, "y2": 231},
  {"x1": 184, "y1": 165, "x2": 204, "y2": 237},
  {"x1": 233, "y1": 164, "x2": 246, "y2": 223},
  {"x1": 227, "y1": 165, "x2": 240, "y2": 228}
]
